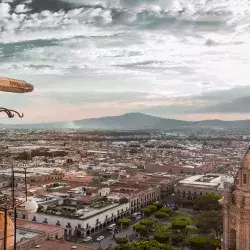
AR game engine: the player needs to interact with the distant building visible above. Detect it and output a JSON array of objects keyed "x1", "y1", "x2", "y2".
[{"x1": 175, "y1": 173, "x2": 234, "y2": 200}]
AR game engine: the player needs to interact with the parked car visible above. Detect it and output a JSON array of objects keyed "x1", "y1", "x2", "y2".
[
  {"x1": 96, "y1": 236, "x2": 105, "y2": 241},
  {"x1": 108, "y1": 223, "x2": 116, "y2": 230},
  {"x1": 83, "y1": 236, "x2": 92, "y2": 242}
]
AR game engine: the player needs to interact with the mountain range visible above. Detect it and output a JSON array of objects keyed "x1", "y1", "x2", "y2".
[{"x1": 1, "y1": 113, "x2": 250, "y2": 130}]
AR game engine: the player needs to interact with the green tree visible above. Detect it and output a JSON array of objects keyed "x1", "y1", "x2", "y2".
[
  {"x1": 133, "y1": 224, "x2": 147, "y2": 233},
  {"x1": 171, "y1": 221, "x2": 187, "y2": 230},
  {"x1": 155, "y1": 211, "x2": 168, "y2": 219},
  {"x1": 141, "y1": 207, "x2": 151, "y2": 216},
  {"x1": 117, "y1": 218, "x2": 131, "y2": 227},
  {"x1": 152, "y1": 202, "x2": 164, "y2": 210},
  {"x1": 154, "y1": 226, "x2": 170, "y2": 244},
  {"x1": 181, "y1": 199, "x2": 194, "y2": 208},
  {"x1": 147, "y1": 205, "x2": 157, "y2": 213},
  {"x1": 115, "y1": 237, "x2": 128, "y2": 245},
  {"x1": 140, "y1": 219, "x2": 156, "y2": 227},
  {"x1": 112, "y1": 240, "x2": 176, "y2": 250},
  {"x1": 194, "y1": 193, "x2": 221, "y2": 211},
  {"x1": 171, "y1": 234, "x2": 184, "y2": 246},
  {"x1": 170, "y1": 213, "x2": 193, "y2": 228},
  {"x1": 188, "y1": 236, "x2": 221, "y2": 250},
  {"x1": 195, "y1": 210, "x2": 223, "y2": 237},
  {"x1": 159, "y1": 207, "x2": 172, "y2": 215}
]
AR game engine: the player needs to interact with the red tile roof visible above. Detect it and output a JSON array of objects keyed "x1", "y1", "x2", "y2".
[
  {"x1": 17, "y1": 219, "x2": 62, "y2": 234},
  {"x1": 30, "y1": 240, "x2": 96, "y2": 250}
]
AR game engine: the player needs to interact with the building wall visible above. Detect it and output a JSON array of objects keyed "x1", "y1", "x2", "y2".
[
  {"x1": 130, "y1": 186, "x2": 161, "y2": 213},
  {"x1": 174, "y1": 185, "x2": 221, "y2": 200},
  {"x1": 28, "y1": 203, "x2": 130, "y2": 237}
]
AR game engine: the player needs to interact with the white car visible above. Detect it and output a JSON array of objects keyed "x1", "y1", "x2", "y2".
[
  {"x1": 83, "y1": 236, "x2": 92, "y2": 242},
  {"x1": 96, "y1": 236, "x2": 104, "y2": 241},
  {"x1": 132, "y1": 212, "x2": 140, "y2": 218}
]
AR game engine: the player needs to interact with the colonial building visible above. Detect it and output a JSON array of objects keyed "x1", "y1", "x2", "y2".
[
  {"x1": 175, "y1": 173, "x2": 233, "y2": 200},
  {"x1": 222, "y1": 148, "x2": 250, "y2": 250}
]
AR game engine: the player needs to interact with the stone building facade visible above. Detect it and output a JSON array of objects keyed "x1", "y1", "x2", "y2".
[{"x1": 222, "y1": 148, "x2": 250, "y2": 250}]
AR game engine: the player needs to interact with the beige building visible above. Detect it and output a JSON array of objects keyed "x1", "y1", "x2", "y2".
[
  {"x1": 222, "y1": 148, "x2": 250, "y2": 250},
  {"x1": 175, "y1": 173, "x2": 233, "y2": 200}
]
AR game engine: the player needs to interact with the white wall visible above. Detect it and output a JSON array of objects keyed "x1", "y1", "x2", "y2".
[{"x1": 28, "y1": 202, "x2": 129, "y2": 232}]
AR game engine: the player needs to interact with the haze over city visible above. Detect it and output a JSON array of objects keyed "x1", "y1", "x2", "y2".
[{"x1": 1, "y1": 0, "x2": 250, "y2": 122}]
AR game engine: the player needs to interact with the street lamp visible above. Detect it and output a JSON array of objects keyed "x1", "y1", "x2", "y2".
[
  {"x1": 0, "y1": 165, "x2": 38, "y2": 250},
  {"x1": 0, "y1": 77, "x2": 35, "y2": 250}
]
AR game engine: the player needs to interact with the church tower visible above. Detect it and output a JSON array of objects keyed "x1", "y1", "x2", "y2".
[{"x1": 222, "y1": 147, "x2": 250, "y2": 250}]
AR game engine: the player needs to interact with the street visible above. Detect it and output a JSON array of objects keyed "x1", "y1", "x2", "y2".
[{"x1": 77, "y1": 224, "x2": 136, "y2": 249}]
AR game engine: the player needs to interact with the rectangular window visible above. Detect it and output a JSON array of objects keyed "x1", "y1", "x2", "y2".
[{"x1": 243, "y1": 174, "x2": 247, "y2": 184}]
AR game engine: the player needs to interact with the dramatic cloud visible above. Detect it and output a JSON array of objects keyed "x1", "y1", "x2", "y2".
[
  {"x1": 1, "y1": 0, "x2": 250, "y2": 122},
  {"x1": 14, "y1": 4, "x2": 31, "y2": 13}
]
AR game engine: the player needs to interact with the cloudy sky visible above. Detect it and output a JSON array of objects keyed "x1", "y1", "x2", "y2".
[{"x1": 1, "y1": 0, "x2": 250, "y2": 123}]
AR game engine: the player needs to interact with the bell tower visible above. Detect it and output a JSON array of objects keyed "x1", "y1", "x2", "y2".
[{"x1": 222, "y1": 147, "x2": 250, "y2": 250}]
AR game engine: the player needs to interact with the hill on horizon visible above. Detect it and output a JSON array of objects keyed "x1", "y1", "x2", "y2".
[{"x1": 1, "y1": 112, "x2": 250, "y2": 130}]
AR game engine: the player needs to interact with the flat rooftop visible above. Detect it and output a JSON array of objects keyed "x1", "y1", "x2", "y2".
[
  {"x1": 179, "y1": 174, "x2": 227, "y2": 187},
  {"x1": 30, "y1": 240, "x2": 95, "y2": 250},
  {"x1": 17, "y1": 219, "x2": 62, "y2": 234},
  {"x1": 1, "y1": 167, "x2": 63, "y2": 177},
  {"x1": 16, "y1": 229, "x2": 39, "y2": 242}
]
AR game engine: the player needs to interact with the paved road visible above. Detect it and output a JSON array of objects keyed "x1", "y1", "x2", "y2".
[{"x1": 81, "y1": 225, "x2": 136, "y2": 249}]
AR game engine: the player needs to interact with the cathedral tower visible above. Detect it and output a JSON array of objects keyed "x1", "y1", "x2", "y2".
[{"x1": 223, "y1": 148, "x2": 250, "y2": 250}]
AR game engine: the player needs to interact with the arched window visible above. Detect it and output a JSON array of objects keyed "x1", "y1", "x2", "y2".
[{"x1": 243, "y1": 174, "x2": 247, "y2": 184}]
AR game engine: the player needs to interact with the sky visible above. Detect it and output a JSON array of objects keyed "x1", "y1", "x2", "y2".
[{"x1": 1, "y1": 0, "x2": 250, "y2": 123}]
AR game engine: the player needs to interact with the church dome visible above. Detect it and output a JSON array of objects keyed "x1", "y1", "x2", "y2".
[{"x1": 0, "y1": 211, "x2": 14, "y2": 249}]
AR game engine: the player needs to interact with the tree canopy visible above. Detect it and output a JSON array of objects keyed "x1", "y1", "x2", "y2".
[
  {"x1": 155, "y1": 211, "x2": 169, "y2": 219},
  {"x1": 195, "y1": 210, "x2": 223, "y2": 237},
  {"x1": 141, "y1": 207, "x2": 151, "y2": 216},
  {"x1": 154, "y1": 225, "x2": 171, "y2": 243},
  {"x1": 117, "y1": 218, "x2": 131, "y2": 226},
  {"x1": 140, "y1": 219, "x2": 156, "y2": 227},
  {"x1": 133, "y1": 224, "x2": 147, "y2": 233},
  {"x1": 188, "y1": 236, "x2": 221, "y2": 250},
  {"x1": 152, "y1": 202, "x2": 164, "y2": 210},
  {"x1": 113, "y1": 240, "x2": 176, "y2": 250},
  {"x1": 147, "y1": 205, "x2": 158, "y2": 213},
  {"x1": 194, "y1": 193, "x2": 221, "y2": 211}
]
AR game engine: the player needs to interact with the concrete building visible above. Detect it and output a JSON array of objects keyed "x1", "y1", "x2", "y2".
[
  {"x1": 27, "y1": 197, "x2": 130, "y2": 238},
  {"x1": 175, "y1": 173, "x2": 234, "y2": 200}
]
